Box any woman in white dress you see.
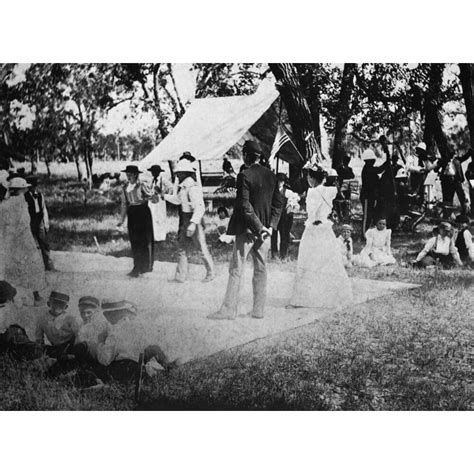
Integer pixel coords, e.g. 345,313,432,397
0,178,46,305
288,166,353,309
354,217,396,268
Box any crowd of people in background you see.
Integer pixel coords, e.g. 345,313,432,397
1,136,474,387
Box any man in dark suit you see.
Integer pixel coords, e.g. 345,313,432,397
208,141,283,320
438,149,472,215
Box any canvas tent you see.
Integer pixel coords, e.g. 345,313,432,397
140,79,301,172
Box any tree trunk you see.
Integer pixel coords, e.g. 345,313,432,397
269,63,320,167
332,63,357,169
423,64,452,162
31,150,39,174
459,63,474,149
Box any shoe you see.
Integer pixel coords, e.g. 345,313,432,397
238,311,264,319
168,278,185,283
207,311,236,320
202,273,216,283
127,271,141,278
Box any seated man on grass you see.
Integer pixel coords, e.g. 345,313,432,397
413,222,463,269
96,300,179,384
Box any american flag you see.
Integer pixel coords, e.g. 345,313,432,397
269,125,291,162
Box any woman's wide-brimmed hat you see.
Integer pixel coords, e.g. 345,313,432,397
175,159,196,174
121,165,142,174
102,299,137,324
8,177,31,189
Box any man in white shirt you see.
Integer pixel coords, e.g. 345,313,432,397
164,159,215,283
413,222,462,268
96,300,177,383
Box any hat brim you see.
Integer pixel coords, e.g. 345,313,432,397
121,169,142,173
9,184,31,189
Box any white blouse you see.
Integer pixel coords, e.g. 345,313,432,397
305,185,337,226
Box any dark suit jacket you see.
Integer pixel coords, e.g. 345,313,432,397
360,164,379,201
438,150,472,183
227,163,283,236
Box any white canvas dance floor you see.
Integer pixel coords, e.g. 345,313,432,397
42,251,418,364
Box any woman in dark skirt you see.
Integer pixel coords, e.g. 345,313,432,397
118,165,154,277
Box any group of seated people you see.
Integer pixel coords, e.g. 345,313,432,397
0,282,178,388
336,215,474,270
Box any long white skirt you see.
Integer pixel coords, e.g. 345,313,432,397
290,223,353,309
0,197,46,292
149,199,167,242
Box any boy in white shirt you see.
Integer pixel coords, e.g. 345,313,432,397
336,224,354,268
35,291,79,358
454,215,474,266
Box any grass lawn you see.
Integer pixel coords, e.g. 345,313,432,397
1,172,473,410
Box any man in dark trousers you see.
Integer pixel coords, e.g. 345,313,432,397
24,176,55,271
374,136,400,230
437,149,472,215
360,149,380,234
208,141,283,320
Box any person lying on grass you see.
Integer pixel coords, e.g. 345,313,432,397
413,222,463,269
96,300,179,383
454,214,474,267
0,280,43,360
34,291,79,359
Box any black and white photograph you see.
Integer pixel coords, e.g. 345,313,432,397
2,60,473,410
1,2,473,472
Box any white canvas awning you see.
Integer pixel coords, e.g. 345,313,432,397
141,79,279,166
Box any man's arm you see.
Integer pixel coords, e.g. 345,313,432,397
237,172,264,234
459,149,473,163
415,237,435,262
269,180,284,231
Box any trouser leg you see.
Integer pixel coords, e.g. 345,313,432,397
362,199,375,234
454,182,467,214
35,225,54,270
270,228,278,257
192,222,214,277
250,238,269,318
441,177,455,205
220,234,251,317
280,214,293,259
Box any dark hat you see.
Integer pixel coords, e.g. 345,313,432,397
26,176,39,186
243,140,262,155
455,214,470,224
276,172,288,182
121,165,142,174
49,291,70,304
78,296,100,308
147,164,164,174
0,281,17,304
438,221,453,232
179,151,196,162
